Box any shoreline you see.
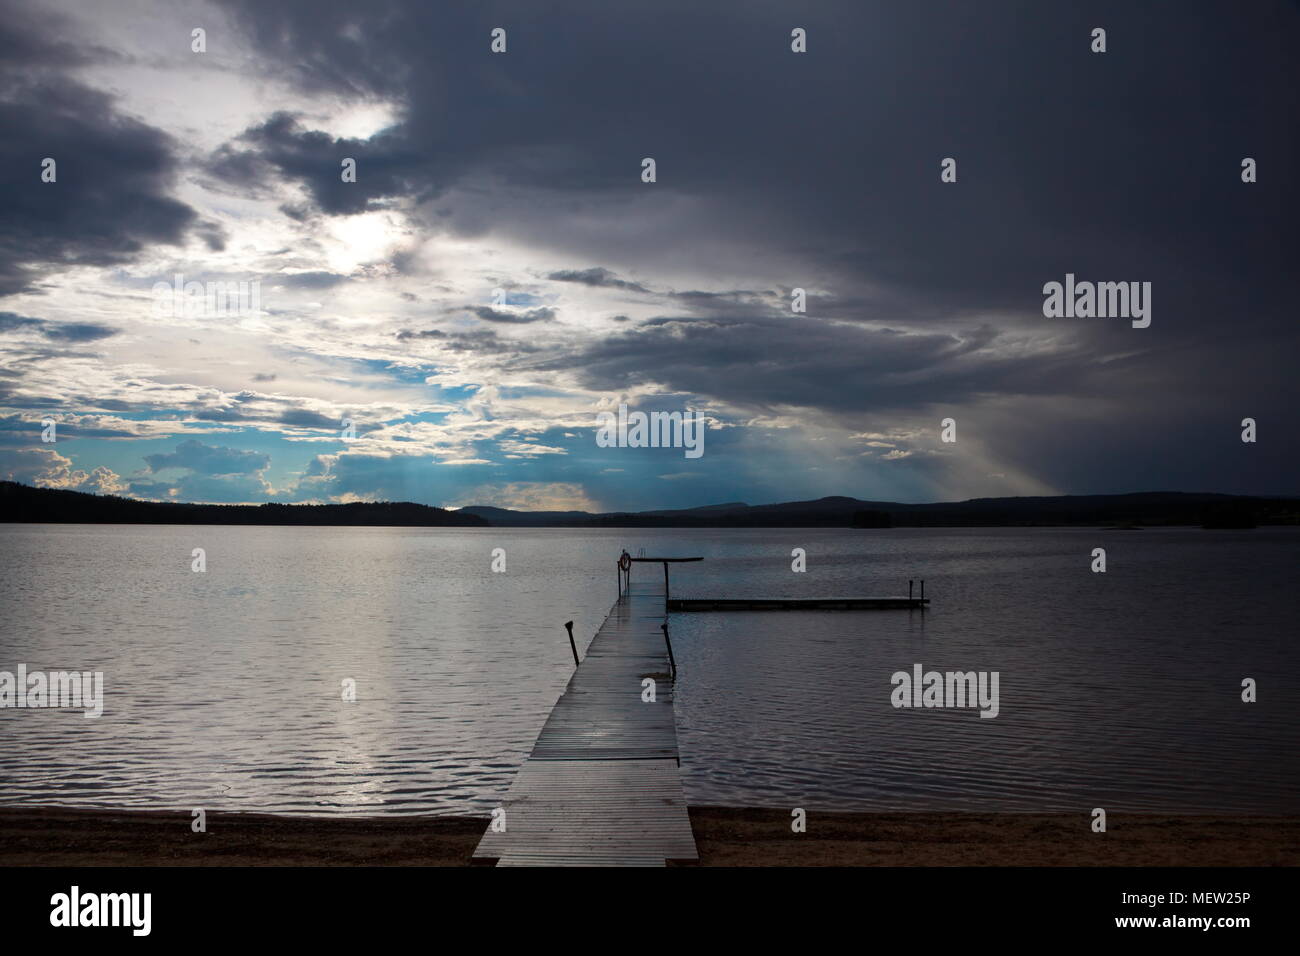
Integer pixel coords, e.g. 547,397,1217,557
2,806,1296,867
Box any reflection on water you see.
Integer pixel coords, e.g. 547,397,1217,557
1,524,1296,815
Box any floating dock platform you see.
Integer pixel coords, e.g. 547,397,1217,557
668,596,928,611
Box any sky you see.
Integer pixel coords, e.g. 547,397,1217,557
0,0,1296,512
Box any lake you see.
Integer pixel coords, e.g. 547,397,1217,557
1,524,1296,816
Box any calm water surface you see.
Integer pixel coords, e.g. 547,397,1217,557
1,524,1296,815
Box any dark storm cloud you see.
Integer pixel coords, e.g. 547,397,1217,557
276,408,341,430
664,288,788,319
0,5,206,297
39,322,118,342
553,313,1081,416
0,1,119,70
395,327,541,355
5,0,1285,496
467,305,556,324
204,112,430,216
193,221,229,252
218,0,1294,290
394,328,445,341
202,1,1300,491
546,268,651,294
191,407,248,423
210,0,1298,354
0,311,118,342
179,395,344,432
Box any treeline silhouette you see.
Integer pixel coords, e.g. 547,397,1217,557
4,481,1296,529
0,481,486,527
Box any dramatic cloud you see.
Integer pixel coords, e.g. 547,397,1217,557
0,0,1294,507
546,268,651,294
466,305,556,325
0,5,207,295
0,311,119,342
0,446,125,494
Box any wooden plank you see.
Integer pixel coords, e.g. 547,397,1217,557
472,570,698,866
626,556,704,562
474,760,696,865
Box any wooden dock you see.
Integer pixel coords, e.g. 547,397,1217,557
472,566,698,866
668,596,928,611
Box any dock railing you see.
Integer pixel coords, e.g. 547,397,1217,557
622,554,705,612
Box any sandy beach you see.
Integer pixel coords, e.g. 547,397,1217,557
2,806,1296,867
686,808,1300,867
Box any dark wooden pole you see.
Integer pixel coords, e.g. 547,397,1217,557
920,580,925,602
663,561,670,611
564,620,579,666
909,579,913,599
660,623,677,679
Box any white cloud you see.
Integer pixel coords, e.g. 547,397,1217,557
0,447,126,494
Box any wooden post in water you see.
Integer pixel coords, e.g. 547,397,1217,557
660,622,677,679
663,561,670,610
564,620,579,666
618,551,631,601
909,579,914,599
920,580,925,603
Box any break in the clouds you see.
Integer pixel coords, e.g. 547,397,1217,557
0,0,1296,509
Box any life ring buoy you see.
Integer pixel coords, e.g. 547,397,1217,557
618,552,631,572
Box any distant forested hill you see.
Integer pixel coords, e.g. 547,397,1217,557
4,481,1296,529
0,481,487,527
460,492,1300,528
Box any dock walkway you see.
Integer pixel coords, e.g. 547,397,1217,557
472,573,697,866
